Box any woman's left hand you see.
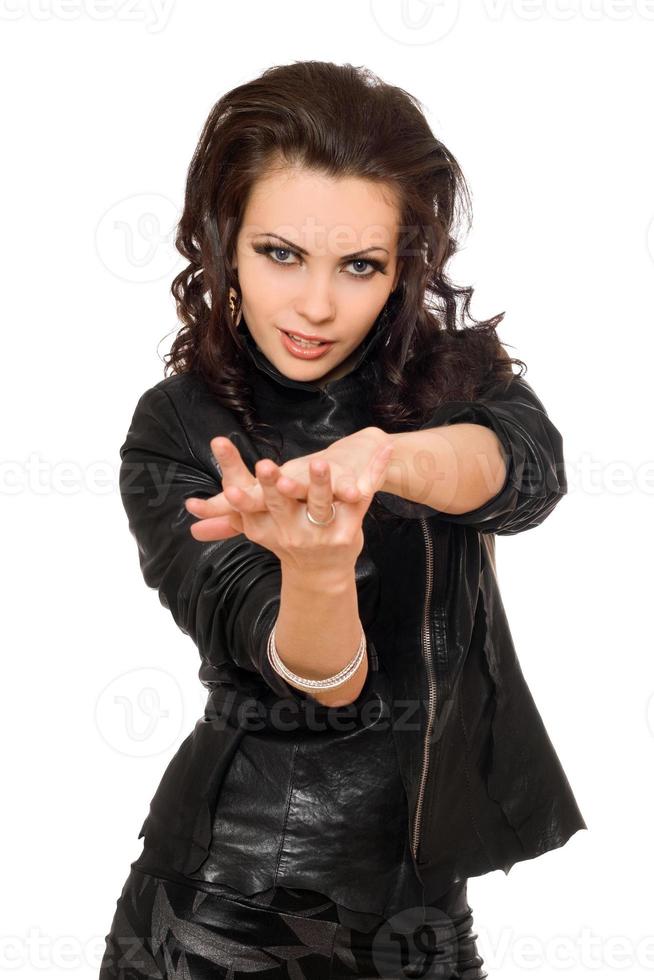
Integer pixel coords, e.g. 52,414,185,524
186,426,392,532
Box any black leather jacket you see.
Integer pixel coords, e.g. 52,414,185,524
119,316,587,912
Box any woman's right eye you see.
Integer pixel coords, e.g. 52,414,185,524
255,243,299,267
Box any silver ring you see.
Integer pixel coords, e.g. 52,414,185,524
305,502,337,526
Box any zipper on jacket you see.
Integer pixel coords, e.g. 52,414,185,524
410,518,439,862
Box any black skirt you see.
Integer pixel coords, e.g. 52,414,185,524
99,865,488,979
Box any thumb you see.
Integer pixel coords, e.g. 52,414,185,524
211,437,256,487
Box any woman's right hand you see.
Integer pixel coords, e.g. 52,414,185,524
187,439,394,575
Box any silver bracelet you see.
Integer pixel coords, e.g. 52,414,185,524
267,622,367,691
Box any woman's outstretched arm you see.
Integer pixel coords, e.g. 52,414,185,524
375,375,567,536
382,423,507,516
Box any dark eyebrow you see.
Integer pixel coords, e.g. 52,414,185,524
252,232,389,262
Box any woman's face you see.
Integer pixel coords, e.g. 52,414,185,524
232,165,402,386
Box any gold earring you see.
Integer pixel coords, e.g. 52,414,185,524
229,287,242,325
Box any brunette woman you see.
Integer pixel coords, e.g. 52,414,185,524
100,60,586,979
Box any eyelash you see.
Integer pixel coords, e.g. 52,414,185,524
254,241,385,280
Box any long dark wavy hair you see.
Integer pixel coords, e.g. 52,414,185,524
162,60,525,515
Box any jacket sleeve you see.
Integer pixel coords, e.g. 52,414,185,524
119,383,381,704
375,375,567,535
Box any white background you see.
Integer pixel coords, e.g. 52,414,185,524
1,1,652,977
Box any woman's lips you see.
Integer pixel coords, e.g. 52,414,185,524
278,329,336,360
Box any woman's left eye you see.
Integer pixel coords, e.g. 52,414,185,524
255,243,381,279
347,258,377,278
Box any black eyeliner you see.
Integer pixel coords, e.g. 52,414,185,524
253,239,387,275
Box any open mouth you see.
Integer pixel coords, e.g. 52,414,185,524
278,329,335,359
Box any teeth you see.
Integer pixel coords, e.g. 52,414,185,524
288,333,325,347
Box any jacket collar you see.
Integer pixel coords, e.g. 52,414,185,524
237,314,385,400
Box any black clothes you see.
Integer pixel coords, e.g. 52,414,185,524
99,867,488,979
131,649,433,935
113,310,587,972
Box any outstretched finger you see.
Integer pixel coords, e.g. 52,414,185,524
305,457,335,525
189,514,243,541
186,492,237,518
257,459,296,517
211,437,257,490
222,484,262,514
275,472,308,500
187,482,266,517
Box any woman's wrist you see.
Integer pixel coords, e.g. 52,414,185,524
280,560,355,596
275,559,366,705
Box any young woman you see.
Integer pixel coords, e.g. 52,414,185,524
100,61,586,979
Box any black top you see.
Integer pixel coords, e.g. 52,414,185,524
131,314,440,931
122,310,587,930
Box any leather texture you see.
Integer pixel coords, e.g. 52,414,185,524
118,313,587,924
99,867,488,979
